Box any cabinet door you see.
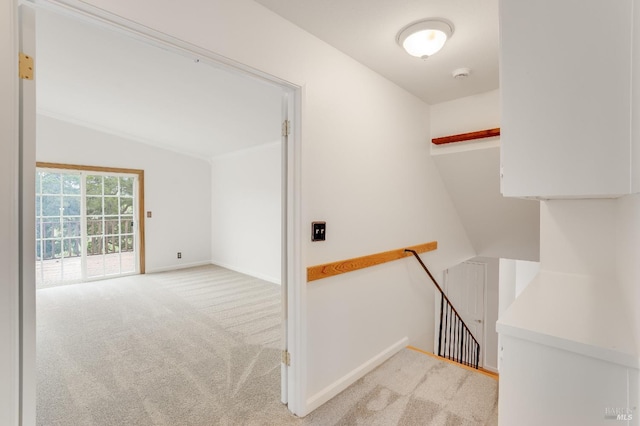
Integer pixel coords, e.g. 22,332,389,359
500,0,632,198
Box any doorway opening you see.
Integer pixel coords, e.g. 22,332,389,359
20,0,303,422
35,163,144,288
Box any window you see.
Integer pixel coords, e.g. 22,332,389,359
35,165,144,287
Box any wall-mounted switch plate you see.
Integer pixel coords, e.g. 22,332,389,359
177,252,182,259
312,222,326,241
147,211,152,218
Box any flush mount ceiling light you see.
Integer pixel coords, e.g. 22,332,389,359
397,19,454,59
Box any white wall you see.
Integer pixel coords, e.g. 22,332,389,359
497,257,539,370
430,90,539,261
36,115,212,273
211,142,281,284
514,260,540,298
3,0,476,418
430,89,500,155
433,147,540,261
499,258,541,310
498,259,516,321
540,200,616,279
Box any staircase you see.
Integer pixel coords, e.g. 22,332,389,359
405,249,481,369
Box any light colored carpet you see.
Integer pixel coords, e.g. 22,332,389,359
305,349,498,426
37,265,498,425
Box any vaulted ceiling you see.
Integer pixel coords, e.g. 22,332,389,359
36,8,283,159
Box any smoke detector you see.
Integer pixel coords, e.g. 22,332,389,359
452,67,471,79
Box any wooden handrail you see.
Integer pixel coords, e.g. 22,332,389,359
405,249,480,368
307,241,437,282
432,128,500,145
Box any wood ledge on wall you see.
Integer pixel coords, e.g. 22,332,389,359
306,241,437,283
432,128,500,145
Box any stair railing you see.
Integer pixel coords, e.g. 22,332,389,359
405,249,480,369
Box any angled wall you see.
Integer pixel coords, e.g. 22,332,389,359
431,90,540,261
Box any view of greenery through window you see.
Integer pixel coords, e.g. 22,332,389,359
36,172,82,260
35,169,137,286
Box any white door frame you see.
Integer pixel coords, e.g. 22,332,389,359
19,4,37,425
16,0,305,421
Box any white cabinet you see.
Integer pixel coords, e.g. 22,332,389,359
500,0,635,198
498,335,639,426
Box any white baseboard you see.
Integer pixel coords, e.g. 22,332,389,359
210,260,281,285
305,337,409,414
483,364,499,374
146,260,212,274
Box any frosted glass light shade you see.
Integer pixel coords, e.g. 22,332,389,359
398,20,454,59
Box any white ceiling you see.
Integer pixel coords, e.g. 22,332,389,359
36,0,500,160
36,8,283,160
254,0,500,104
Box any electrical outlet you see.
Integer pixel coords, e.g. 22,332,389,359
177,252,182,259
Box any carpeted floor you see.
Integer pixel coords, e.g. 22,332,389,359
37,265,498,425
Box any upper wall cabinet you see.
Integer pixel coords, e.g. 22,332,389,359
500,0,635,198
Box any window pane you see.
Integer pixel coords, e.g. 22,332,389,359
43,239,61,260
120,217,134,235
86,196,103,216
104,218,119,235
60,256,82,282
121,250,135,273
86,175,102,195
86,217,102,236
63,174,81,195
41,173,61,194
43,219,61,239
42,196,61,216
121,235,134,252
35,217,42,239
62,196,81,216
106,235,120,254
86,236,104,256
120,197,133,214
35,195,41,216
35,240,41,260
104,197,118,216
63,217,81,238
63,238,82,258
120,177,133,196
104,176,119,195
86,248,104,278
